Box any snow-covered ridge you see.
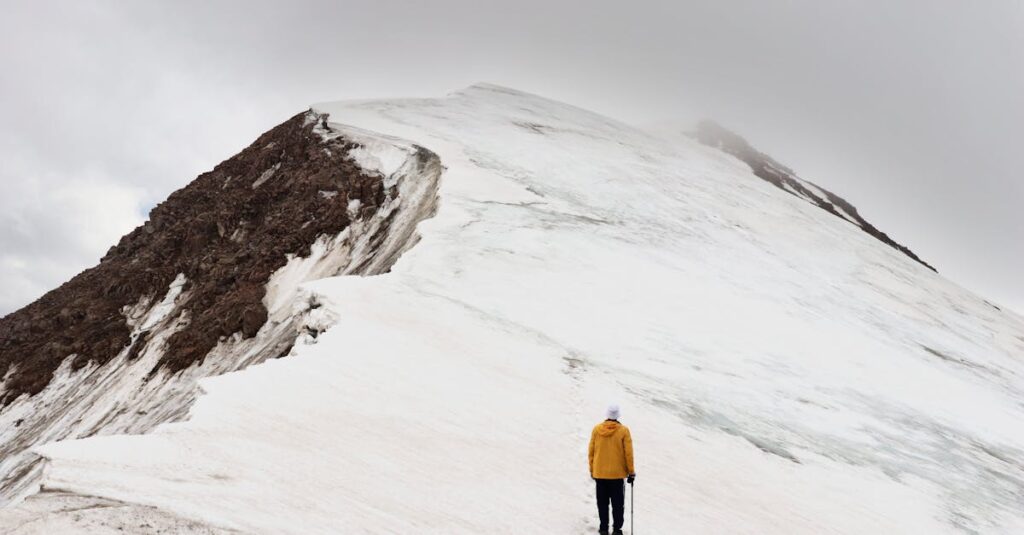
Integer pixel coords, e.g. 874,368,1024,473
3,84,1024,533
692,119,936,271
0,114,441,508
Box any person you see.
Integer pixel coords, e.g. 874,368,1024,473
588,404,635,535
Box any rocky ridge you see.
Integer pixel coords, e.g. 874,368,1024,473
0,110,441,503
693,120,935,271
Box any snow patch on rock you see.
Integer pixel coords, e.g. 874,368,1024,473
251,163,281,189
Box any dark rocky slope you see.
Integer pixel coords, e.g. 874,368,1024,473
694,120,935,271
0,111,408,405
0,110,441,504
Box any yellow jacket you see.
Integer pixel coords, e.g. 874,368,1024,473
588,420,635,479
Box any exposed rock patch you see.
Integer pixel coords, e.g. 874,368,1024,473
0,111,388,405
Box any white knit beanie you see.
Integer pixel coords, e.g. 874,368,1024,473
606,404,620,420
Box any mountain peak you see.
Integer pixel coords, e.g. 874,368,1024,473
2,87,1020,533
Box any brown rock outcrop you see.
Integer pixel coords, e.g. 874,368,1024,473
0,111,390,405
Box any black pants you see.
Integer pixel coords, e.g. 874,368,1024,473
595,478,625,532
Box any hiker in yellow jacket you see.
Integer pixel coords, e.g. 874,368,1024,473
588,404,635,535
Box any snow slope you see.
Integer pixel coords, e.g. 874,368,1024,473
0,114,441,505
3,84,1023,534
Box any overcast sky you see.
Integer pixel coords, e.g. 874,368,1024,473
1,0,1021,315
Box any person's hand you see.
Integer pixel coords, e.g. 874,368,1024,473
627,474,635,485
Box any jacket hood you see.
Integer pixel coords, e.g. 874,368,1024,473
596,420,621,437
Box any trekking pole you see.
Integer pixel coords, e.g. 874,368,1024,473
630,481,634,534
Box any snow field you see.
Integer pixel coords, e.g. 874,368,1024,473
5,84,1023,533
